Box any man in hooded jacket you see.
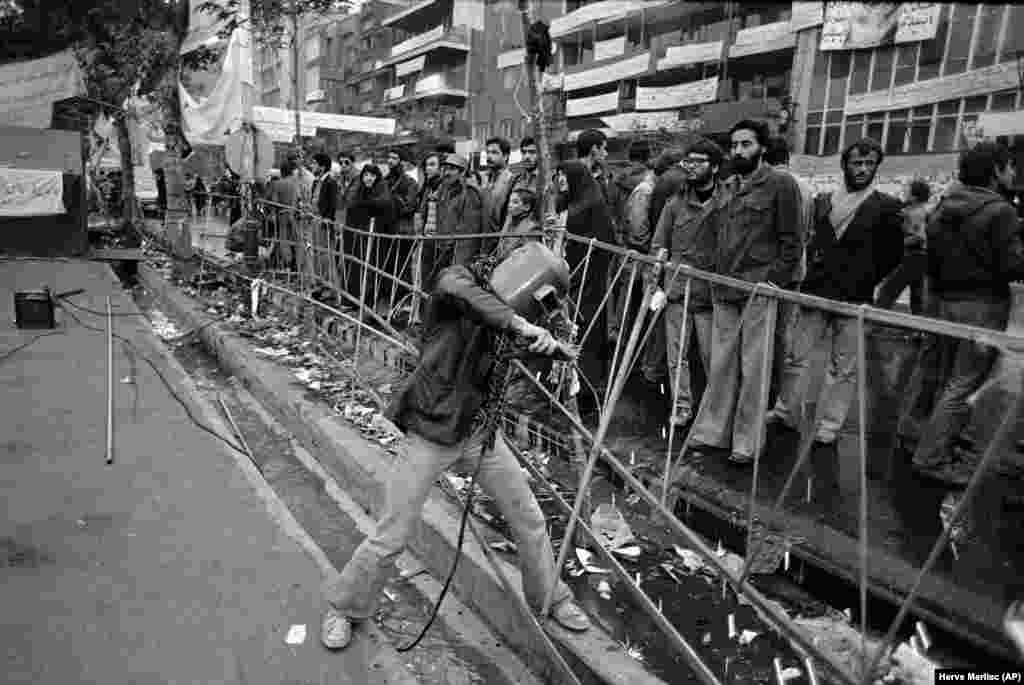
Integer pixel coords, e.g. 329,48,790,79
899,141,1024,486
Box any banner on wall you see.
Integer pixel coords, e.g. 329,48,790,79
821,2,941,50
791,2,825,31
0,168,65,216
0,50,86,128
635,77,718,112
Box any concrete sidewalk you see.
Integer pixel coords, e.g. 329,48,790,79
0,258,416,685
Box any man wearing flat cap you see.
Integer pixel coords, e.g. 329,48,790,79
430,153,486,273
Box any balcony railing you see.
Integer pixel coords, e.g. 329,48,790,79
387,25,469,63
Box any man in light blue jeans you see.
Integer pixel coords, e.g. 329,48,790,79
321,249,590,650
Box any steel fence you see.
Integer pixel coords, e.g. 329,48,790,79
170,195,1024,684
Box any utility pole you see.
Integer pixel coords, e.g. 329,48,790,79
517,0,550,222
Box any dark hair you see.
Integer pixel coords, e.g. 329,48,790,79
686,137,724,169
729,119,770,147
337,151,354,163
510,187,537,212
360,163,383,183
279,160,295,178
485,136,511,157
576,129,607,159
958,141,1012,188
763,136,791,166
653,148,685,176
841,137,885,169
421,152,441,167
436,142,456,155
313,152,331,169
908,179,931,203
520,136,537,151
628,141,651,164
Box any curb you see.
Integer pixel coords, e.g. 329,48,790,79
139,262,669,685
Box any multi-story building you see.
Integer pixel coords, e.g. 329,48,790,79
790,2,1024,181
379,0,483,156
538,0,796,160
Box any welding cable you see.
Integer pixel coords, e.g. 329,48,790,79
58,294,233,340
58,304,257,466
0,330,66,364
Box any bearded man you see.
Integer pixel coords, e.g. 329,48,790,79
766,137,903,492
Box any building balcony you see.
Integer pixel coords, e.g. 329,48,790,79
385,73,468,106
384,25,469,66
382,0,443,29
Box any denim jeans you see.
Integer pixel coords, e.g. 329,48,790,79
323,428,572,619
689,296,777,460
664,302,713,422
912,296,1009,481
771,306,859,444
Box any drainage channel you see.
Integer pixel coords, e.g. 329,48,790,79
128,256,966,684
131,284,518,685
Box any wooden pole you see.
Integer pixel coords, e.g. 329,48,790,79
517,0,551,221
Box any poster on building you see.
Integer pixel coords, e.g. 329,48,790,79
791,2,825,31
0,168,65,216
634,77,718,111
657,41,723,70
594,36,627,62
821,2,940,50
895,3,941,44
564,51,651,91
820,2,900,50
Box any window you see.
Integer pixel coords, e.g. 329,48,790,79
822,125,841,156
870,46,894,92
827,52,850,110
971,5,1004,70
306,68,320,94
991,90,1018,112
807,51,828,112
943,4,976,76
933,111,958,152
917,3,950,81
908,106,932,154
358,79,373,94
843,114,864,148
866,112,885,144
893,44,918,87
804,126,821,155
502,67,518,90
500,118,514,138
474,122,489,142
886,109,909,154
620,80,637,100
1000,6,1024,64
849,50,871,95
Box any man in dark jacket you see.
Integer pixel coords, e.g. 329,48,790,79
767,138,903,476
688,120,802,466
905,141,1024,485
386,148,420,235
311,152,339,220
648,151,688,232
649,139,727,427
436,153,486,267
320,250,591,650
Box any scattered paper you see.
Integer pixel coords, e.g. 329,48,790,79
780,667,802,680
738,629,760,645
597,579,612,599
490,540,518,553
610,545,641,559
575,548,610,574
702,632,712,645
673,545,705,573
590,503,636,552
285,624,307,645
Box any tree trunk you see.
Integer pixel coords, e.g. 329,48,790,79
518,0,550,221
291,8,301,154
114,112,137,226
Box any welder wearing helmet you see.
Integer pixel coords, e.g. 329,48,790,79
321,242,591,650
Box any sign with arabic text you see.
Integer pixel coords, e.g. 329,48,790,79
566,91,620,117
0,168,65,216
657,41,723,70
635,77,718,111
820,2,900,50
601,111,703,133
563,51,650,91
895,3,941,43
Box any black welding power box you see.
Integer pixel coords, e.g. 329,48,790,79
14,288,56,329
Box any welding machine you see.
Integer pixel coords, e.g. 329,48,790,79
14,287,56,329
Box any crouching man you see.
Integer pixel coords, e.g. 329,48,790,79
321,244,591,649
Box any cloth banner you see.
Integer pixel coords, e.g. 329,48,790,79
0,168,65,216
180,27,251,146
821,2,940,50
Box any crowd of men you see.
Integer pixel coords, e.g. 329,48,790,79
262,123,1022,506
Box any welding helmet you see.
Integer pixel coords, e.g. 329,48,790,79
488,242,570,322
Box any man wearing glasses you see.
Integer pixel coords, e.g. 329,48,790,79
649,139,728,429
